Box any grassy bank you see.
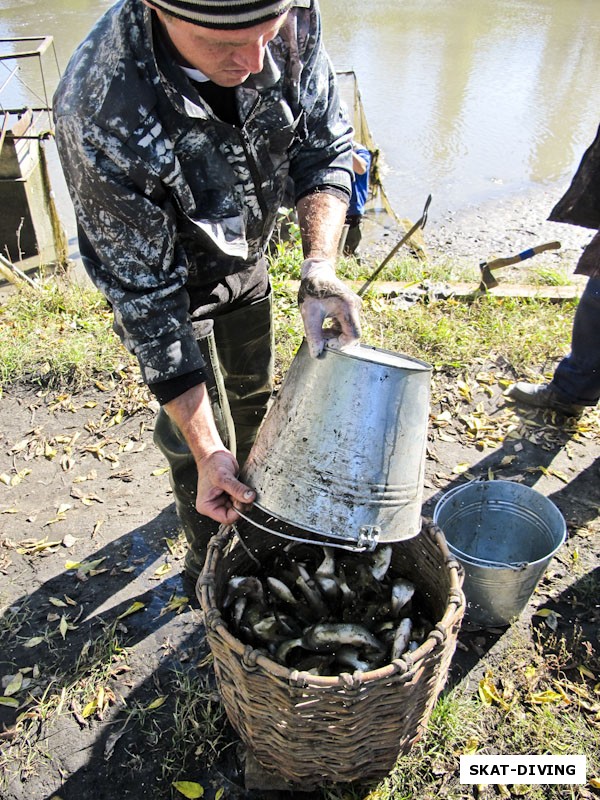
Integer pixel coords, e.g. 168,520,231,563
0,268,577,394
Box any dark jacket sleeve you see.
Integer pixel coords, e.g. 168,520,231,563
55,115,206,387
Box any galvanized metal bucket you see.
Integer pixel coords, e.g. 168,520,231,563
433,479,566,627
238,340,432,551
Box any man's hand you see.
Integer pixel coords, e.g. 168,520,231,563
195,449,255,524
164,384,255,525
298,257,362,358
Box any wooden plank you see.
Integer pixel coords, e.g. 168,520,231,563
285,279,583,300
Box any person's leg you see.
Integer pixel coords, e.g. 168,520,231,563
343,216,363,257
212,291,274,468
507,277,600,414
550,276,600,404
153,293,274,579
153,321,235,580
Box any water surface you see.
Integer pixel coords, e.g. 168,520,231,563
1,0,599,230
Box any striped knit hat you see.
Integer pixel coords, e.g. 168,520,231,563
145,0,294,28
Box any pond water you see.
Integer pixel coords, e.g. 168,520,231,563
1,0,599,233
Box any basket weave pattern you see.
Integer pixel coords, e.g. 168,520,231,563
199,521,464,787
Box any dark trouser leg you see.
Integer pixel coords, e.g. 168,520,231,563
343,215,363,256
550,277,600,406
212,293,274,468
153,293,274,578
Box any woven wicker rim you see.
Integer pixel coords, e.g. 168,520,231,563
199,520,465,689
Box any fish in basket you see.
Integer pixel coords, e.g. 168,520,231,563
198,519,465,788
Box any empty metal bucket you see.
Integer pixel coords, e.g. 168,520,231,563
433,480,566,626
239,341,432,550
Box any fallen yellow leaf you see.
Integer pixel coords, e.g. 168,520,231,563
452,462,471,475
65,557,106,574
23,636,44,648
146,696,168,711
81,698,98,718
160,595,189,617
117,601,145,620
478,673,512,711
529,690,564,704
4,673,23,696
172,781,204,799
578,665,596,680
0,696,19,708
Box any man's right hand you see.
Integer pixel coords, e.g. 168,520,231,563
195,449,255,524
164,383,255,525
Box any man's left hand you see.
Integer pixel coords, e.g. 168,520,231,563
298,258,362,358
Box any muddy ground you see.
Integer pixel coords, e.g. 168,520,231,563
1,184,599,800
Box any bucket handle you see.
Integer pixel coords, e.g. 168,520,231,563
452,550,530,571
235,508,373,553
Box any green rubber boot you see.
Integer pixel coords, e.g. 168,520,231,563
153,293,274,580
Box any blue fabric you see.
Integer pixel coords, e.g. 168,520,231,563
551,276,600,404
347,146,371,217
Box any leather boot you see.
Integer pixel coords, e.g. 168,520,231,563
506,382,585,416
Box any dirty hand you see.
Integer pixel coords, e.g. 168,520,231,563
298,258,362,358
195,450,255,524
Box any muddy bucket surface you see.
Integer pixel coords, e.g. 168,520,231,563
239,341,432,550
433,480,566,626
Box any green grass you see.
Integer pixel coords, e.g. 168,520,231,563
0,244,577,394
0,282,125,391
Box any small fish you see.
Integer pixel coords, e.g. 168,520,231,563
232,596,247,629
315,546,336,578
391,617,413,660
252,614,285,643
391,578,415,616
295,575,329,619
335,567,356,606
292,652,334,673
370,544,393,581
411,621,429,643
361,601,393,630
315,574,340,602
273,611,302,638
374,620,396,643
275,637,304,664
295,563,312,583
302,623,385,654
334,646,371,673
223,576,264,608
242,602,265,631
266,576,298,606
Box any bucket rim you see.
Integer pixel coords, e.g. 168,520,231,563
321,340,433,372
433,478,567,570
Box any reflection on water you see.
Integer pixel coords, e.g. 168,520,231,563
320,0,600,219
0,0,599,228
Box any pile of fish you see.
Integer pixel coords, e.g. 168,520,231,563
221,541,434,675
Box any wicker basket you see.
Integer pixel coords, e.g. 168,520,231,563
198,520,464,788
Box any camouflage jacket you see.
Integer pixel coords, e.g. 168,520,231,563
53,0,353,385
549,122,600,279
